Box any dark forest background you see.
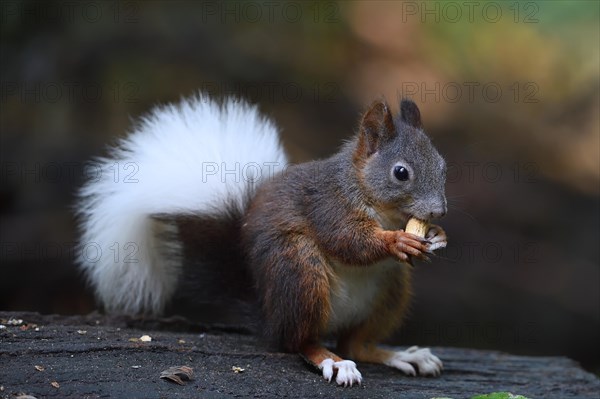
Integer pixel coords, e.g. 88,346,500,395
1,1,598,372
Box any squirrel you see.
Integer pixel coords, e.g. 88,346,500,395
77,94,448,387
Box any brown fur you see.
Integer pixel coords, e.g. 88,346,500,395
300,343,343,367
240,98,446,375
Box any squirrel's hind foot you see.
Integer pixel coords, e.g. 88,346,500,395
384,346,443,377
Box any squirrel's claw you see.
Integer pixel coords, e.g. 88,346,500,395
319,359,362,387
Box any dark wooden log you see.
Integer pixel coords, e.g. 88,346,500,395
1,312,598,399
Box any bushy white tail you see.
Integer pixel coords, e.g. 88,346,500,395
77,94,287,315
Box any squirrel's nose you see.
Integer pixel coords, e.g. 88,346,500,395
429,203,447,219
429,210,445,219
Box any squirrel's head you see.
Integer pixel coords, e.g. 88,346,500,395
354,98,447,222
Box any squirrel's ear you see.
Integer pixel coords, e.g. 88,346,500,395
400,99,422,129
357,99,395,158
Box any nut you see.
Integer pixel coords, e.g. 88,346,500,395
405,218,428,238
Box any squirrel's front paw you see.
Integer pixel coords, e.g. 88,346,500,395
425,224,447,252
390,230,430,262
319,359,362,387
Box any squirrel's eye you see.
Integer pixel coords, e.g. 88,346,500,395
393,165,409,181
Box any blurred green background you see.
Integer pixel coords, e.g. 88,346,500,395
1,1,598,372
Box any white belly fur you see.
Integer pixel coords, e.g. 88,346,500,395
327,259,398,332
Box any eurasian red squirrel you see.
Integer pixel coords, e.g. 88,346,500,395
77,94,447,386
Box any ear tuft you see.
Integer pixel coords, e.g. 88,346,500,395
358,99,395,158
400,99,422,129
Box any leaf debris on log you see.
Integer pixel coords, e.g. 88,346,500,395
159,366,194,385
